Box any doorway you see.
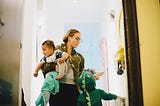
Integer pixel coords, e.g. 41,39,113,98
21,0,143,106
30,0,128,106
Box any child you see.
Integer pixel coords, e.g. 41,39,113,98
78,69,118,106
33,40,69,106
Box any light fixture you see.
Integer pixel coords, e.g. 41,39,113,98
73,0,78,4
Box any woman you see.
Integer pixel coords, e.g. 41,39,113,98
49,29,85,106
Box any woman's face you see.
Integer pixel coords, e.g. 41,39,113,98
42,45,53,57
68,32,81,48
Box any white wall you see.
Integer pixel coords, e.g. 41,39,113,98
21,0,37,105
105,0,128,96
100,0,128,105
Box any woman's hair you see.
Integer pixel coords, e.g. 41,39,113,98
63,29,80,43
42,40,55,50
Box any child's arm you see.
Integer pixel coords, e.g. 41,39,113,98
33,61,44,77
94,71,104,80
57,52,69,64
97,89,118,100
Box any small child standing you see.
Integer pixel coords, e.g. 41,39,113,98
78,69,118,106
33,40,69,106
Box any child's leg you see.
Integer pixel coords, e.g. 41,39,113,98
41,72,58,91
36,72,59,106
42,90,50,106
35,93,44,106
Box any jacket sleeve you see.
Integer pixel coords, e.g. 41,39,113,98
97,89,117,100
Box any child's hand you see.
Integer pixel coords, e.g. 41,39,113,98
57,58,65,64
33,71,38,77
96,71,104,76
94,71,104,80
94,75,100,80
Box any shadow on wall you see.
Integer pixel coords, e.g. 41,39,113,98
0,79,12,104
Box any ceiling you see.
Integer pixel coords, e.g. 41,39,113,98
42,0,107,20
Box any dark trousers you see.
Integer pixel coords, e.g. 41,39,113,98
49,83,79,106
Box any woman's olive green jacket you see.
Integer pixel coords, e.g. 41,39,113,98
55,43,85,84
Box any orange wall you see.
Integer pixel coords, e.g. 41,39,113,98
136,0,160,106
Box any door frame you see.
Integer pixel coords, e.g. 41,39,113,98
122,0,143,106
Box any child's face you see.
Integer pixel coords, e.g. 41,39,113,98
42,45,53,57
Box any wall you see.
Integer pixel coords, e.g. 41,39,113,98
136,0,160,106
0,0,23,106
21,0,37,105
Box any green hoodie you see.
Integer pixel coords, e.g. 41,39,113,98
78,69,117,106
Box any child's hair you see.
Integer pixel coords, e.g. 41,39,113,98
42,40,55,50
